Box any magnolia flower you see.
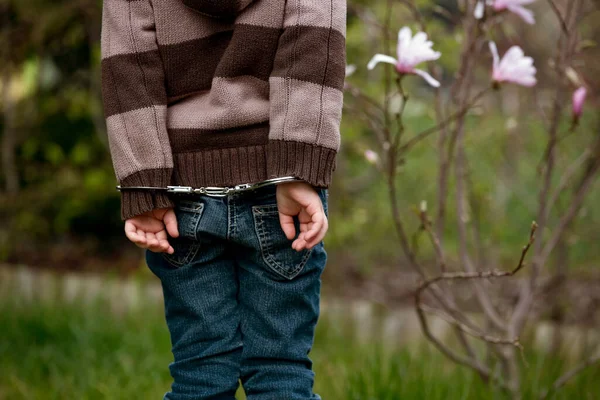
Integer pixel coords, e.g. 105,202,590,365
572,87,587,120
367,27,441,87
489,41,536,87
493,0,536,25
474,1,486,19
364,149,379,165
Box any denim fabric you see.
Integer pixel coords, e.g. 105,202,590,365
145,184,328,400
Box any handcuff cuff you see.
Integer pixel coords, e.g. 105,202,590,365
116,176,303,197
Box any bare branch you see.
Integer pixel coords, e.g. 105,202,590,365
414,220,536,394
540,155,600,264
382,0,394,144
420,304,523,349
388,152,425,277
398,87,492,155
455,106,508,332
547,0,570,35
540,350,600,399
348,3,396,38
419,206,447,273
415,220,536,389
546,148,593,215
415,297,510,391
416,221,537,329
509,0,584,342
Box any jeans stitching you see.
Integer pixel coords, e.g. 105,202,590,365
186,202,204,241
177,199,204,213
252,206,313,280
161,203,205,268
227,196,232,241
161,243,202,269
232,198,238,240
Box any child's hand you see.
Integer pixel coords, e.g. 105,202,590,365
124,207,179,254
276,181,328,251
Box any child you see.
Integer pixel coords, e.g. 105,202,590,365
100,0,346,398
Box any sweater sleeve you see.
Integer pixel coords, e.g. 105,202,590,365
100,0,175,221
267,0,347,188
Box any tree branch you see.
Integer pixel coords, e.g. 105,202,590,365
540,350,600,399
420,304,523,349
398,87,491,155
414,219,536,394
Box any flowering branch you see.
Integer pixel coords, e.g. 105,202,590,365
508,0,585,344
347,0,596,396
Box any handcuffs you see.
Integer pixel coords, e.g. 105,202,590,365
116,176,302,197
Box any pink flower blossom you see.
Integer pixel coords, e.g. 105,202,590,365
572,87,587,119
493,0,536,25
367,27,441,87
489,41,537,87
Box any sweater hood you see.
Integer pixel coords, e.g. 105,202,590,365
182,0,257,18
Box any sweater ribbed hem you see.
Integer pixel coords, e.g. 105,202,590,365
173,144,268,187
119,168,175,221
266,140,337,188
171,141,337,189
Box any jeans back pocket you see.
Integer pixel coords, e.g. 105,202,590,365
161,199,205,269
252,204,313,280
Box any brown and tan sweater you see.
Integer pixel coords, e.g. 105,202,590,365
100,0,347,221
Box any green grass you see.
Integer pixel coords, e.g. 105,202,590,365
1,297,598,399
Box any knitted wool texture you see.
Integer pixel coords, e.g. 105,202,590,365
100,0,347,220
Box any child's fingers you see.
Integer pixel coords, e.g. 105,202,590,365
279,213,297,240
150,239,171,253
292,236,307,251
124,218,174,253
292,208,327,251
292,225,311,251
163,209,179,238
154,231,172,253
124,221,146,245
303,207,324,242
298,214,328,250
145,232,160,249
306,215,328,248
145,233,170,253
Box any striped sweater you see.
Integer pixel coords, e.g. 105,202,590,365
100,0,347,221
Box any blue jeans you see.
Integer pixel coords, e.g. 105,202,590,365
145,184,328,400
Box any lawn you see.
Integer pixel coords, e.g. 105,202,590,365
1,294,598,400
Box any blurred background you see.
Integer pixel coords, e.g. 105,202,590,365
1,0,599,398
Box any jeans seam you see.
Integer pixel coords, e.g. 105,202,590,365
227,195,238,241
161,202,204,268
227,196,232,241
189,203,204,240
252,207,313,280
161,242,202,268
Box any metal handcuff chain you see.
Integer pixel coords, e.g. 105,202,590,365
116,176,303,197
